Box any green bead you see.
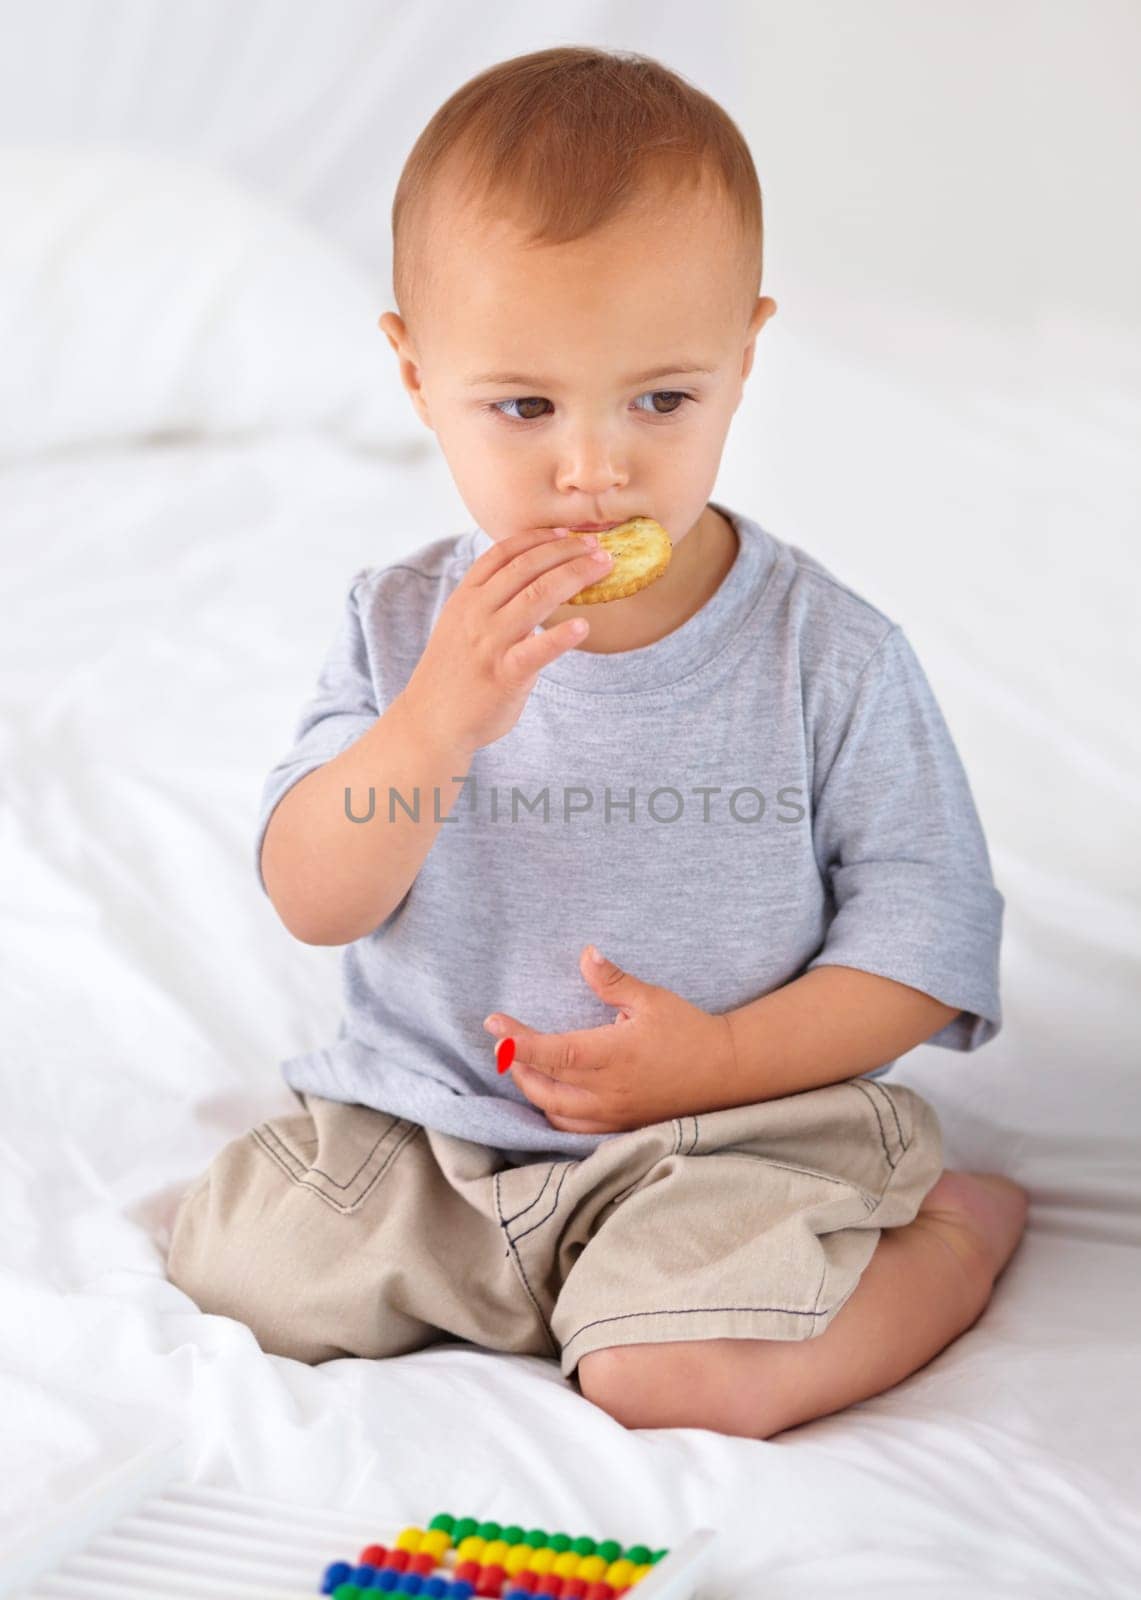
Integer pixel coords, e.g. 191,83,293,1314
332,1586,359,1600
571,1537,597,1556
597,1540,622,1562
525,1528,549,1548
626,1545,652,1564
651,1548,669,1562
549,1533,572,1552
453,1517,479,1540
502,1525,525,1545
477,1521,502,1541
429,1513,455,1533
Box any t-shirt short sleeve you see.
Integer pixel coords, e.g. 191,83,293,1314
254,569,379,898
805,624,1004,1049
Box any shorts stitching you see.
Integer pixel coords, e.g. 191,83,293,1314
499,1162,559,1226
494,1169,560,1359
255,1112,408,1190
250,1119,420,1214
510,1160,575,1244
850,1080,895,1169
686,1116,699,1153
562,1300,836,1359
864,1079,907,1150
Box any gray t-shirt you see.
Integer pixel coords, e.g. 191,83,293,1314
255,502,1003,1166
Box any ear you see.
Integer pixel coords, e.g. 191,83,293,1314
735,296,778,406
377,311,434,431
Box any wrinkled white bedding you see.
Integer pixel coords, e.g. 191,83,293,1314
1,417,1138,1594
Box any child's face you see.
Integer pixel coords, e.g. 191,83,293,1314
381,177,776,557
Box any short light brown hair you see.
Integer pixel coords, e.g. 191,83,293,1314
391,45,764,341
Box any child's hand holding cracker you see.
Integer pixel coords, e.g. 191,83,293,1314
398,525,615,756
483,946,740,1134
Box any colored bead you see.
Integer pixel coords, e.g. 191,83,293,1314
332,1585,359,1600
624,1546,651,1566
524,1529,549,1549
412,1552,438,1576
482,1540,510,1566
454,1559,481,1583
631,1565,652,1582
398,1578,423,1595
528,1548,556,1573
352,1564,379,1586
505,1544,533,1573
456,1537,487,1563
360,1547,388,1568
604,1561,635,1587
549,1534,572,1553
424,1582,449,1598
447,1583,476,1599
397,1529,425,1552
375,1571,402,1592
323,1561,353,1591
387,1551,412,1573
571,1538,596,1557
429,1514,456,1533
583,1585,615,1600
422,1531,452,1560
453,1519,480,1542
476,1521,502,1541
509,1573,537,1593
596,1543,621,1563
476,1565,506,1595
501,1525,526,1546
576,1557,606,1582
650,1550,668,1564
553,1552,580,1577
562,1581,588,1600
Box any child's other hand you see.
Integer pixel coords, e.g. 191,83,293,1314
482,947,739,1134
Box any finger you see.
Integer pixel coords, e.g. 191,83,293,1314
485,1017,606,1082
510,1058,609,1127
486,535,614,625
468,525,572,587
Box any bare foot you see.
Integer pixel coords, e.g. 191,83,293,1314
916,1169,1030,1280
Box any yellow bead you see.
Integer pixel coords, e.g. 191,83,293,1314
482,1541,510,1566
553,1552,580,1577
631,1564,653,1582
395,1528,424,1552
528,1548,556,1573
505,1546,532,1574
421,1531,451,1559
606,1560,636,1586
577,1556,606,1581
456,1536,486,1561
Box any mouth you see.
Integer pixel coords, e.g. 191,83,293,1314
566,519,633,532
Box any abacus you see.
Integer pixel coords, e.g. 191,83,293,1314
319,1513,680,1597
2,1438,717,1599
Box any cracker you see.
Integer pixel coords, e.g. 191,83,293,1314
566,516,673,604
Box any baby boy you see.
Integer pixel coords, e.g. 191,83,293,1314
167,46,1028,1439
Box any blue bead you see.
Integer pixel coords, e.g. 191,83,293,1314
423,1582,449,1598
323,1561,353,1592
397,1578,422,1595
447,1584,475,1599
374,1573,400,1593
353,1565,378,1587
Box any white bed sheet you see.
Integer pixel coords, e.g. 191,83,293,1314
1,424,1139,1596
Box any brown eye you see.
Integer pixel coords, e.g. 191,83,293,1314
651,391,684,414
492,396,551,421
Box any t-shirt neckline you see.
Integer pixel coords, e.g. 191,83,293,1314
465,502,774,695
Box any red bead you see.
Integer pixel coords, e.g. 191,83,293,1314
411,1551,437,1575
583,1586,615,1600
511,1574,538,1593
387,1549,410,1572
477,1564,507,1595
563,1583,588,1599
455,1559,481,1583
359,1545,387,1566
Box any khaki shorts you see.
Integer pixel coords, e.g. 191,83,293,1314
166,1079,944,1383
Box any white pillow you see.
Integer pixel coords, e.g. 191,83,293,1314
0,145,428,461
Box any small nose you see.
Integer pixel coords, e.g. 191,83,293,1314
555,426,628,499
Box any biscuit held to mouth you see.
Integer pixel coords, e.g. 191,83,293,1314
566,516,673,605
